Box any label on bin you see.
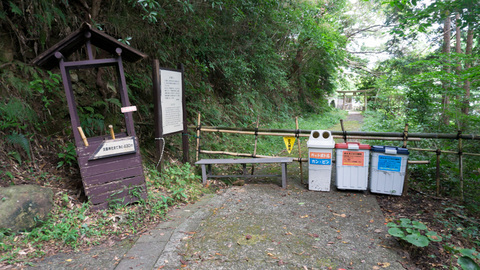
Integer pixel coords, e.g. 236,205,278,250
342,151,364,166
310,152,331,165
378,155,402,172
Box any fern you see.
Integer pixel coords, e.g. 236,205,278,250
0,98,36,130
6,133,31,160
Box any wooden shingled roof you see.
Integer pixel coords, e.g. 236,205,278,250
32,23,147,70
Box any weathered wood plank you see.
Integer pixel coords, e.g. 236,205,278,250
90,194,143,211
88,184,146,205
85,176,145,196
195,157,293,165
83,166,144,187
79,154,142,177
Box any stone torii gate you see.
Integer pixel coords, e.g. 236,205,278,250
32,23,148,209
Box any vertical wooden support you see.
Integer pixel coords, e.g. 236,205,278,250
436,149,441,196
296,117,303,185
403,124,409,148
115,48,135,137
340,119,347,143
55,52,82,147
364,91,367,111
251,116,260,175
402,124,409,196
178,63,189,164
458,131,464,201
152,59,163,172
196,112,201,162
342,94,346,110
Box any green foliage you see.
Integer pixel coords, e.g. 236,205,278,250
149,162,205,204
78,106,105,137
6,132,31,163
0,97,36,131
387,218,442,247
29,71,62,112
57,142,77,168
445,245,480,270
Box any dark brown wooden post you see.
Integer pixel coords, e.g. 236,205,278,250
178,63,189,164
153,59,164,172
56,52,82,147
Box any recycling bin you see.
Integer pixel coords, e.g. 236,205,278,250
335,142,371,190
307,130,335,191
369,146,409,196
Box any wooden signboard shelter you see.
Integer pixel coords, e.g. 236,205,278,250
33,23,148,210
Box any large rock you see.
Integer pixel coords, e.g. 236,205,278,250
0,185,54,232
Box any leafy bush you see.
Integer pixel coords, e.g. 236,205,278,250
387,218,442,247
57,142,77,168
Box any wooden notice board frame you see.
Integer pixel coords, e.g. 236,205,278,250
152,59,189,169
32,23,148,210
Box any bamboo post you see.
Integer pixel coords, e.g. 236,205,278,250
77,127,89,146
364,91,367,111
195,112,201,162
436,149,441,196
296,117,303,184
402,124,409,148
458,130,464,201
401,124,410,196
340,119,347,143
251,116,260,175
108,125,115,140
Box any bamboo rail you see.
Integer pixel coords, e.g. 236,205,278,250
189,125,480,140
192,122,479,200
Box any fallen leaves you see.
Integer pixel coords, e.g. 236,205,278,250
332,213,347,218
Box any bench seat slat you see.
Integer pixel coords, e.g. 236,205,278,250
195,157,293,165
195,157,292,188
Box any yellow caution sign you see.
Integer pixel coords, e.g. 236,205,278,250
283,136,296,154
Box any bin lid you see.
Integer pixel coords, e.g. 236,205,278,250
371,145,409,155
307,130,335,148
335,142,370,150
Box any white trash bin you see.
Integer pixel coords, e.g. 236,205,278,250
369,146,409,196
335,142,371,191
307,130,335,191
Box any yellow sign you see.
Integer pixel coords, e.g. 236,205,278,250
283,136,296,154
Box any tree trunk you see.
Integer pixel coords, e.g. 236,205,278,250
441,13,451,125
462,29,473,115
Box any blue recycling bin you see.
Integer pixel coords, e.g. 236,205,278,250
369,146,409,196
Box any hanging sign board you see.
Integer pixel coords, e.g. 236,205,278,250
89,137,136,160
121,105,137,113
160,69,183,135
283,136,296,154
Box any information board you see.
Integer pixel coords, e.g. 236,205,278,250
160,69,183,135
378,155,402,172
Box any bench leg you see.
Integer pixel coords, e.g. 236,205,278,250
281,162,288,189
201,164,207,185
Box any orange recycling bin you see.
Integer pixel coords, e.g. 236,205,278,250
335,142,371,191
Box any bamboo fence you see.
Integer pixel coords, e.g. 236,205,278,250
191,113,480,199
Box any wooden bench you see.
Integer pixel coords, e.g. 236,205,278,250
195,157,294,188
